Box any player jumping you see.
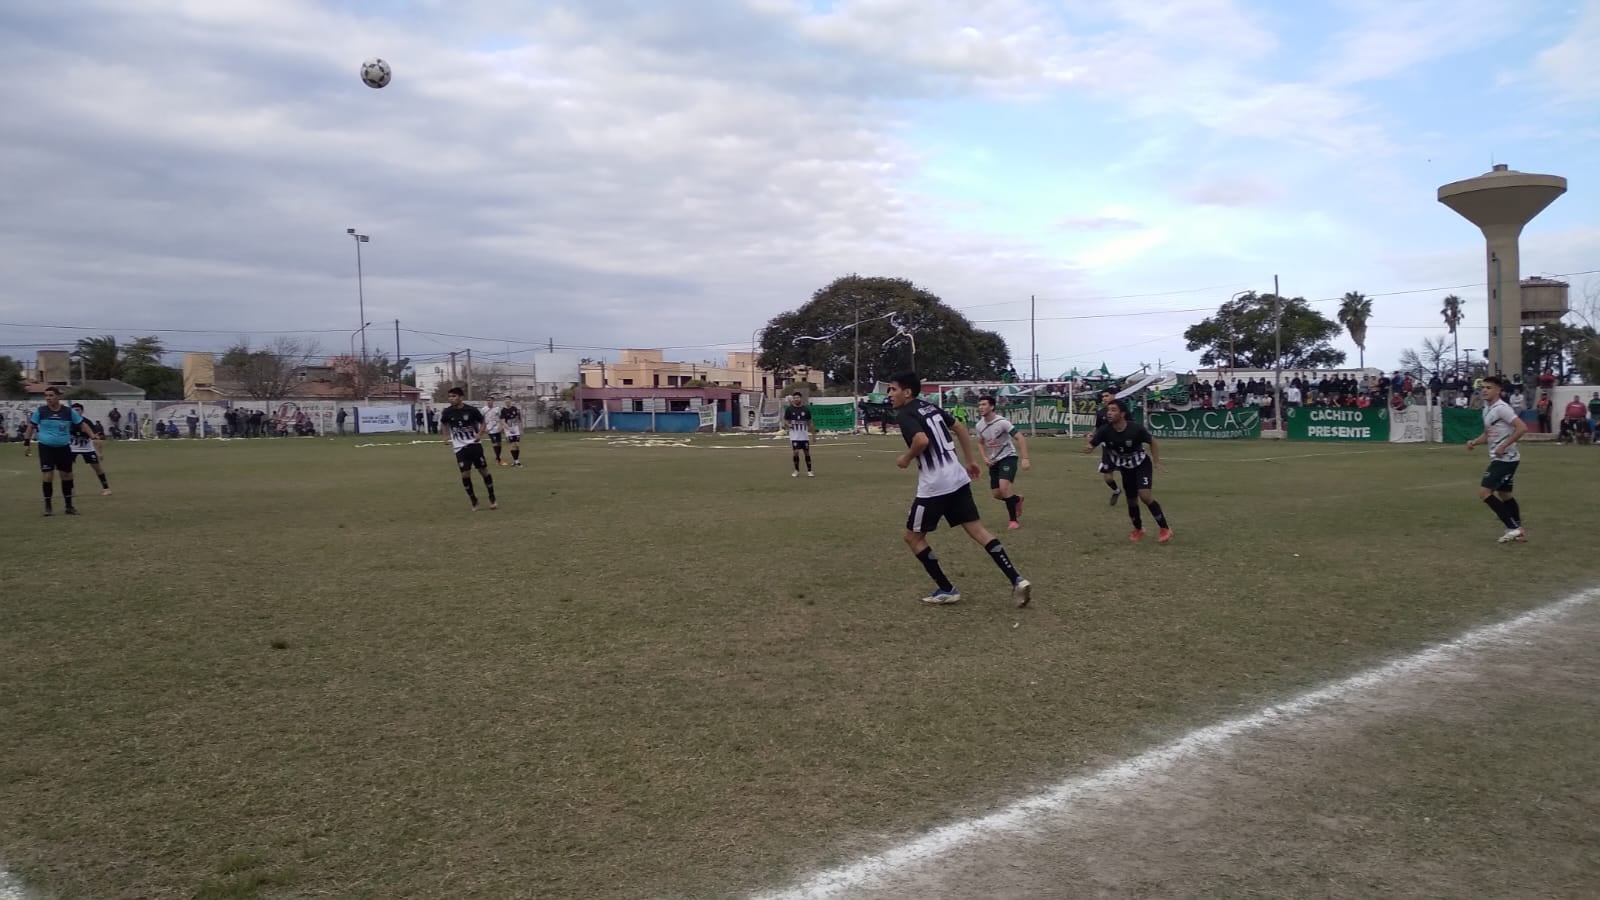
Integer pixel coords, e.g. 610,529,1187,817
1083,399,1171,543
783,391,814,477
439,387,497,511
975,395,1029,529
1466,374,1528,542
69,403,112,495
500,399,524,467
21,386,100,516
889,372,1031,607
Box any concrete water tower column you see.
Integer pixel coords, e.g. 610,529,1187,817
1438,164,1566,378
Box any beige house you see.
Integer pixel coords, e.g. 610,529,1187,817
580,349,823,395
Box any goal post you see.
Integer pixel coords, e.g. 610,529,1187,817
924,381,1097,437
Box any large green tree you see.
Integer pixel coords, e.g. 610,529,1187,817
1184,292,1346,369
0,355,25,398
758,276,1011,388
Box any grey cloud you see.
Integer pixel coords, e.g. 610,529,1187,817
0,0,1085,362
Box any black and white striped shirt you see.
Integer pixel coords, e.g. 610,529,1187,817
898,399,968,497
1089,421,1153,470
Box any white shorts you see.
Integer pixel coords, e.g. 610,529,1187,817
505,428,522,440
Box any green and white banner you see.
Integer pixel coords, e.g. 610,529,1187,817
1285,405,1390,442
1148,409,1261,440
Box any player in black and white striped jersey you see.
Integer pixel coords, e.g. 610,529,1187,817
1083,399,1171,543
68,402,111,495
889,371,1031,608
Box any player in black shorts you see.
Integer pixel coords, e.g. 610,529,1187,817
500,401,524,467
1093,389,1122,505
1083,399,1171,543
438,387,497,511
69,403,112,494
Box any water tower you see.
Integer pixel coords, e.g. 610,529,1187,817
1437,163,1566,378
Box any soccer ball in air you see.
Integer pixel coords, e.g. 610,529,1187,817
360,58,392,89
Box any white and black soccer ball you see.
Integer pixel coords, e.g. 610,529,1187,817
360,58,392,89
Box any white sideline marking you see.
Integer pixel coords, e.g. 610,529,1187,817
0,867,27,900
754,587,1600,900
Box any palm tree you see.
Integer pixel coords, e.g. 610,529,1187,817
72,335,122,382
120,335,165,373
1441,294,1464,374
1337,291,1373,369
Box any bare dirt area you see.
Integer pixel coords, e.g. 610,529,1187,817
770,594,1600,900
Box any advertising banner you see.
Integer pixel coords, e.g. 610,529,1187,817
356,406,413,433
1148,409,1261,439
1285,405,1389,441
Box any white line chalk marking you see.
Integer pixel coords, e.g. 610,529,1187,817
0,867,27,900
754,586,1600,900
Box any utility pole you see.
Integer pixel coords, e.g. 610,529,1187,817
346,229,370,370
1030,295,1037,381
465,348,473,401
394,319,402,401
1273,274,1284,434
853,295,862,432
449,351,457,386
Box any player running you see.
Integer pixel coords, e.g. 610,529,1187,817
975,395,1029,529
1083,399,1171,543
69,403,112,495
21,386,100,516
783,391,814,478
1466,374,1528,542
500,400,524,467
439,387,497,511
1093,389,1122,505
482,398,507,466
888,372,1031,608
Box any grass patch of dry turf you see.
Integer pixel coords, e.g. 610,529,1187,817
2,432,1598,898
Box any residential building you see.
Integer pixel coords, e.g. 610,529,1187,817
580,349,822,394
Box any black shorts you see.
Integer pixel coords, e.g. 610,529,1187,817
1098,447,1113,474
791,440,810,451
489,432,503,446
505,429,521,442
455,443,488,472
906,483,981,533
1115,459,1154,493
76,451,100,467
38,444,75,473
1481,459,1518,492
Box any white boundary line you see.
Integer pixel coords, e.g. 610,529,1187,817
0,867,26,900
754,586,1600,900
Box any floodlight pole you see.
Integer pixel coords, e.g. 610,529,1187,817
347,228,370,371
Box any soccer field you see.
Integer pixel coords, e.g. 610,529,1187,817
3,432,1598,898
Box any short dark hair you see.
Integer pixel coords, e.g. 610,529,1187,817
1099,389,1114,398
889,370,921,394
1483,375,1508,390
1106,398,1129,414
977,394,997,407
44,386,61,397
791,391,804,398
70,402,84,410
447,386,464,397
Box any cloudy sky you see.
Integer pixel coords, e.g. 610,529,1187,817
1,0,1596,380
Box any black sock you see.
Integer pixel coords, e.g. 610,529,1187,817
97,472,109,489
61,479,74,502
1004,495,1019,521
482,473,495,503
1483,495,1515,529
1127,497,1142,529
462,476,477,503
1107,479,1120,493
42,481,53,500
984,539,1021,583
916,546,954,592
493,446,502,461
1147,500,1168,528
804,452,812,472
511,447,520,462
793,452,800,471
1502,497,1522,529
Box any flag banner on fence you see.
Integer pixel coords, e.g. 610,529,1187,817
808,403,857,431
1389,402,1429,443
357,406,412,433
1148,409,1261,439
1284,405,1389,441
1441,406,1482,444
